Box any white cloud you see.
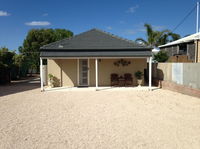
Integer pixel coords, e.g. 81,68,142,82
133,23,145,32
124,29,136,35
106,26,112,30
42,13,48,17
136,23,166,31
126,5,139,13
0,10,10,16
119,21,126,24
25,21,51,26
152,25,166,30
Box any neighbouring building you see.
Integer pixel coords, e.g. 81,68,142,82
159,32,200,63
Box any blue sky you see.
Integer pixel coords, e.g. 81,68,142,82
0,0,198,51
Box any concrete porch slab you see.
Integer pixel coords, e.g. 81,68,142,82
44,86,159,92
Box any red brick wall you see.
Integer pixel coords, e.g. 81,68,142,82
161,80,200,98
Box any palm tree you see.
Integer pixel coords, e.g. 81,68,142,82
135,24,180,47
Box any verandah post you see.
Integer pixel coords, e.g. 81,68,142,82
149,57,152,91
95,58,98,90
40,57,44,91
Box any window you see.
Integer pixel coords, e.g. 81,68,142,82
179,44,187,55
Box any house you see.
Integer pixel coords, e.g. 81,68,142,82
40,29,153,91
159,32,200,63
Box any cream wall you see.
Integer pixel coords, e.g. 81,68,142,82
89,59,96,86
97,58,147,86
47,59,61,86
47,59,77,87
156,63,172,81
47,58,147,87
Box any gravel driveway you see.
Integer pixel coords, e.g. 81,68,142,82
0,81,200,149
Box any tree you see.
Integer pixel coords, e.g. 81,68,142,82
135,24,181,47
19,29,73,73
0,47,15,68
154,51,169,62
0,47,20,82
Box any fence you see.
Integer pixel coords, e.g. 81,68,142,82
153,63,200,97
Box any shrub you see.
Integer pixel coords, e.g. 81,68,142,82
154,51,169,62
134,71,143,80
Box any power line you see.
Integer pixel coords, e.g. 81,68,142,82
172,5,196,32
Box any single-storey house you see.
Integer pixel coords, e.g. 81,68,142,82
159,32,200,63
40,29,153,91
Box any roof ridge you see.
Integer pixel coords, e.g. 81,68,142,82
41,29,96,49
41,38,68,49
93,28,139,45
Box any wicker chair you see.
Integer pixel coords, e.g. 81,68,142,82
110,73,119,86
124,73,133,86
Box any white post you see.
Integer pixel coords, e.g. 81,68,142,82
149,57,152,91
95,58,98,90
40,58,44,91
197,2,199,33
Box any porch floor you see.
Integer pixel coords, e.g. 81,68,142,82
44,86,159,92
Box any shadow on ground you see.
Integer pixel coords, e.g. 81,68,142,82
0,77,40,97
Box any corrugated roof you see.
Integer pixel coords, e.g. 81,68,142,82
159,32,200,48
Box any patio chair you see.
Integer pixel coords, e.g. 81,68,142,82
111,73,119,86
124,73,133,86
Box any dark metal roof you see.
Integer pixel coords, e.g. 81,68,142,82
40,28,152,57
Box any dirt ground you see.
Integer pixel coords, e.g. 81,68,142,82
0,79,200,149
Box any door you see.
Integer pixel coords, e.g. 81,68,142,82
79,59,89,86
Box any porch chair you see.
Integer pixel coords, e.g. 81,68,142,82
110,73,119,86
124,73,133,86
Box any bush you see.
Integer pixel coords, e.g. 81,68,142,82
134,71,143,80
0,62,10,84
154,51,169,62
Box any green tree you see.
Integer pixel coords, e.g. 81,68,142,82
0,47,15,68
19,29,73,73
135,24,181,47
0,47,22,80
154,51,169,62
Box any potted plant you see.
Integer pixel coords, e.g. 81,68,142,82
48,73,54,87
134,71,143,86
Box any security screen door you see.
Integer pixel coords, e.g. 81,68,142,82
79,59,89,86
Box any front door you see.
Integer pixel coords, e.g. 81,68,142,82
79,59,89,86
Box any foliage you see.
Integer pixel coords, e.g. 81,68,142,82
0,47,19,82
19,29,73,73
48,73,54,81
0,47,30,80
134,71,143,80
135,23,181,47
154,51,169,62
0,47,15,68
48,73,60,87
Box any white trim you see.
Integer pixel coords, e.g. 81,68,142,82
42,57,149,59
95,58,98,90
159,32,200,48
148,57,152,91
88,59,90,86
77,59,79,86
40,58,44,91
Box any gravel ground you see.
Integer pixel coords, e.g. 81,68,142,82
0,82,200,149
